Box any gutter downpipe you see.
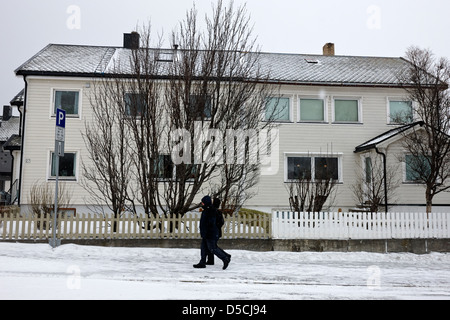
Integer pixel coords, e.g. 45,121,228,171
17,76,28,207
374,146,388,213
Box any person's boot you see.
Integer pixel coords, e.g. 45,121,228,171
206,256,214,265
222,257,230,270
193,262,206,268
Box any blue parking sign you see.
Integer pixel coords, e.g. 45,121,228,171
56,108,66,128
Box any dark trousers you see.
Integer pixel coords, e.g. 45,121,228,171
206,239,228,264
200,238,229,264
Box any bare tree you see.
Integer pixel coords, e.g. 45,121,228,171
351,155,400,212
397,47,450,213
82,1,276,219
287,153,339,213
28,180,72,229
82,72,132,221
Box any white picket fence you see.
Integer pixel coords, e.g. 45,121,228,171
0,211,271,241
1,209,449,241
272,211,450,240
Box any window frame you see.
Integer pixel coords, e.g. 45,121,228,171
153,154,175,181
264,96,293,123
403,153,431,184
332,96,362,124
188,94,212,121
298,96,327,123
285,153,343,183
51,89,82,118
48,151,78,181
387,98,414,124
124,92,148,119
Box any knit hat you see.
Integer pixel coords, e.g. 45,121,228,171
201,195,212,206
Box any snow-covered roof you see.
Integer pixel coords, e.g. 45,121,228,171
354,121,425,153
0,116,20,144
15,44,415,87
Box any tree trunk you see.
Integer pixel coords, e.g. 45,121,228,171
425,188,433,215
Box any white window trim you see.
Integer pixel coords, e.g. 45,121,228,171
386,97,415,124
298,95,328,123
332,96,362,124
50,88,82,119
284,152,343,183
47,149,79,181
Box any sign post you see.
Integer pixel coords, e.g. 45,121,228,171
50,108,65,248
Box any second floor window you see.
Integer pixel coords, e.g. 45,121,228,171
334,98,360,123
265,97,290,122
124,93,147,118
54,90,79,116
188,95,212,121
389,100,413,124
299,98,325,122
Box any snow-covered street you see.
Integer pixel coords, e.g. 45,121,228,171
0,242,449,300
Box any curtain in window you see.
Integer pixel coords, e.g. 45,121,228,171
335,99,358,122
300,99,324,121
265,97,290,121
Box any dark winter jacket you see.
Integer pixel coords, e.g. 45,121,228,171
213,198,225,238
200,196,219,239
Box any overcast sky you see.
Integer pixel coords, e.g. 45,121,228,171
1,0,450,106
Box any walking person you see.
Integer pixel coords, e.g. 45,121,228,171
193,195,231,270
206,198,231,265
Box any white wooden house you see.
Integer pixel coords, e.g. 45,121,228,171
13,36,450,214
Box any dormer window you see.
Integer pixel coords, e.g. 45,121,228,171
156,51,176,62
305,58,319,64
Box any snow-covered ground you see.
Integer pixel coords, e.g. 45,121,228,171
0,242,449,300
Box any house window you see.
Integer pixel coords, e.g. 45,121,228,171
287,157,311,180
124,93,147,118
54,90,79,116
314,157,339,180
334,98,360,123
188,95,212,121
176,164,199,181
265,97,290,122
50,152,76,179
287,155,340,181
389,100,413,124
405,154,431,182
299,98,325,122
154,155,174,180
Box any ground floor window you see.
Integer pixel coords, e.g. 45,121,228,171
286,155,340,181
405,154,431,183
50,152,77,180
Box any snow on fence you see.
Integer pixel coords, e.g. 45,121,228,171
272,211,450,240
0,211,271,241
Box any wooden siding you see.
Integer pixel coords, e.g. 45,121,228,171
19,77,450,211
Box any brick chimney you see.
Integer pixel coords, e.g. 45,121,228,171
2,105,11,121
323,43,335,56
123,32,140,49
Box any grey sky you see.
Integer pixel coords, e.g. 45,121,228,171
1,0,450,106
